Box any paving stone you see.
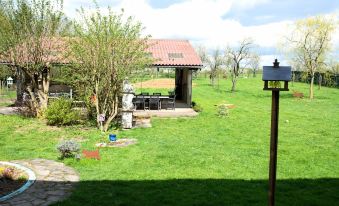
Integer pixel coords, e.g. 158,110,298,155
2,159,79,206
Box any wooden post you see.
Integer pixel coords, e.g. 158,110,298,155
269,90,279,206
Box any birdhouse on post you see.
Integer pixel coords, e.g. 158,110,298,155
6,77,13,87
263,59,291,91
263,59,291,206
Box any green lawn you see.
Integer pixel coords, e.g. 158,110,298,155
0,76,338,205
0,89,16,107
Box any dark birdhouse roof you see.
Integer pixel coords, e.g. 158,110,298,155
262,66,292,81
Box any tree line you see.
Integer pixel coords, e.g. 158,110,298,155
197,16,338,98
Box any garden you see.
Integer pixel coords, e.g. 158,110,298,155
0,76,338,205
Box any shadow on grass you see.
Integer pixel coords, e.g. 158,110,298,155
2,178,338,205
56,178,338,206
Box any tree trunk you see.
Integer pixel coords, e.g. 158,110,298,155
15,67,24,105
231,78,237,92
103,96,119,132
309,74,315,99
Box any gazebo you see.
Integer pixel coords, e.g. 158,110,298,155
146,39,203,106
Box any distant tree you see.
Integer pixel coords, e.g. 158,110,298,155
0,0,70,115
0,65,12,81
285,16,337,99
71,6,152,131
209,49,224,87
196,46,223,87
225,38,255,92
249,53,260,78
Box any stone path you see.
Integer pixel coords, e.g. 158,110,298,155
1,159,79,206
0,107,18,115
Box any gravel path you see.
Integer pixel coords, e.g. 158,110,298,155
1,159,79,206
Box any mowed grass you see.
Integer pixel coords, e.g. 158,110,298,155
0,76,338,205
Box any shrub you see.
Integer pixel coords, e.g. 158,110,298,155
46,98,80,126
57,140,80,159
217,104,229,117
192,101,203,112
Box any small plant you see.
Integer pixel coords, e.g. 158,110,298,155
217,104,229,117
192,101,203,112
46,98,80,126
2,167,15,180
57,140,80,159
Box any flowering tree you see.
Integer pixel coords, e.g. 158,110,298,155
71,6,152,131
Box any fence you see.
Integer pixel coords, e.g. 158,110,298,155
292,71,339,88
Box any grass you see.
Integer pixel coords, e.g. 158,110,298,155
0,89,16,107
0,76,338,205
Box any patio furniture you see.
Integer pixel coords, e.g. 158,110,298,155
141,92,149,95
167,95,176,110
153,92,161,96
149,95,160,110
133,95,147,110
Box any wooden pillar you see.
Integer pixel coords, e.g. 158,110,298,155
268,90,280,206
186,69,192,106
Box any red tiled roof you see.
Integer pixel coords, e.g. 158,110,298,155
146,39,202,68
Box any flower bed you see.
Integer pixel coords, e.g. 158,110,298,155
0,164,28,197
0,162,36,202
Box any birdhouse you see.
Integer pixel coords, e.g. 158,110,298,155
6,77,13,86
263,59,291,91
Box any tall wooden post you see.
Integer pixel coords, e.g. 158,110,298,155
268,90,279,206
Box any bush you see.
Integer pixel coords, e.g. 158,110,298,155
217,104,229,117
45,98,80,126
57,140,80,159
192,101,203,112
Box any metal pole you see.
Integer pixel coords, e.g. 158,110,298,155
269,90,279,206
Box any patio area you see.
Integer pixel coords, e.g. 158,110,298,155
133,101,198,118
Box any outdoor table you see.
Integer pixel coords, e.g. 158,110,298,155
133,95,170,110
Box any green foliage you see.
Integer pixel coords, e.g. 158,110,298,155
0,0,70,112
217,104,229,117
192,101,203,112
71,3,152,131
56,140,80,159
45,98,79,126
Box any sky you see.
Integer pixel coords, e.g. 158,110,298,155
63,0,339,66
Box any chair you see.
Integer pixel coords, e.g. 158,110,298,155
168,91,175,96
141,92,149,95
149,95,160,110
133,95,147,110
167,95,176,110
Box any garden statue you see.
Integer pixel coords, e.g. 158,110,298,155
121,79,134,129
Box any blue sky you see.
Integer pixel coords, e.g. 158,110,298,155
64,0,339,65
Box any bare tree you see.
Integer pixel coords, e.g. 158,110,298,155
249,53,260,78
209,49,224,87
225,38,255,92
285,16,336,99
196,46,223,87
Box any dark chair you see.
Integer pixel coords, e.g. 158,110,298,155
167,95,176,110
149,95,160,110
168,91,175,96
133,95,147,110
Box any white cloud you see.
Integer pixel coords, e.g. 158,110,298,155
63,0,338,64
